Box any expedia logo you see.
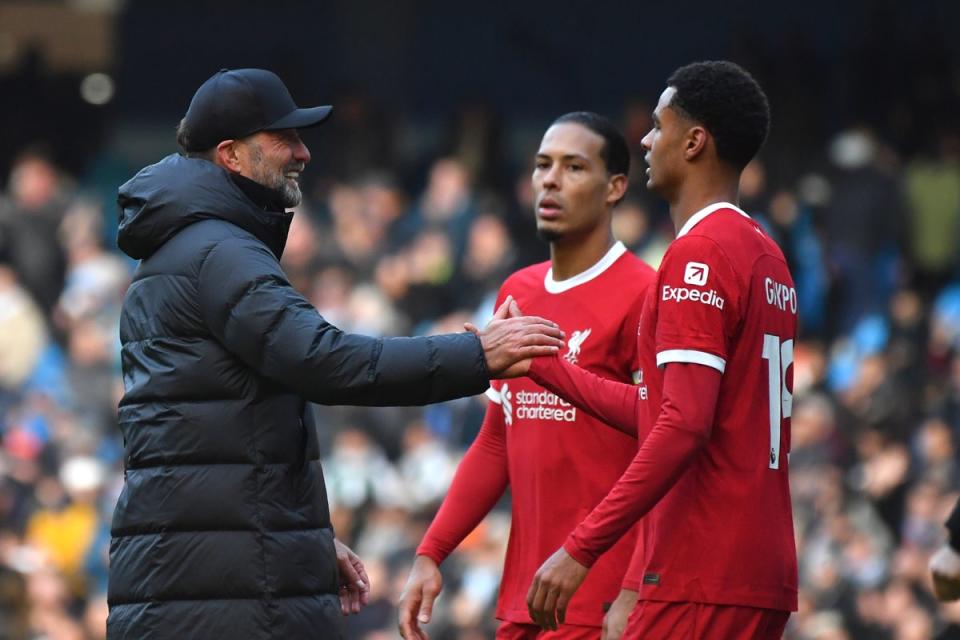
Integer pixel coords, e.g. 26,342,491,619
684,262,709,286
662,285,725,309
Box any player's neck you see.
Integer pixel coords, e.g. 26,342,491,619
668,181,740,235
549,228,616,282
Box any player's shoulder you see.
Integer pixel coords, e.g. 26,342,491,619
616,249,657,280
603,250,656,299
682,207,783,266
500,260,551,296
664,225,728,264
686,205,756,237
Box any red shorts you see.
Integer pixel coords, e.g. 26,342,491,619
496,621,599,639
623,600,789,640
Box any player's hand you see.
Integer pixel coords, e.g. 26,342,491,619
526,547,589,631
930,544,960,601
465,295,564,378
602,588,637,640
398,555,443,639
334,538,370,615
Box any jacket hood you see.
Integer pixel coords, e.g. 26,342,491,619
117,154,292,260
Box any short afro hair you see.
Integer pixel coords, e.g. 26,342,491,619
666,61,770,171
551,111,630,178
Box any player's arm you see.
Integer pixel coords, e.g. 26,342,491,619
198,241,562,406
527,354,639,436
526,362,719,630
399,402,509,639
563,362,719,563
415,402,509,561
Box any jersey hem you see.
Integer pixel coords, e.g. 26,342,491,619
636,585,797,613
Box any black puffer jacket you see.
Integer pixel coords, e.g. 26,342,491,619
107,155,489,639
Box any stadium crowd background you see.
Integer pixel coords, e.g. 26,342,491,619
3,1,960,639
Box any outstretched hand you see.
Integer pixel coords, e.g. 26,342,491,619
466,296,563,378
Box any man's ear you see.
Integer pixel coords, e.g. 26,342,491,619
214,140,242,174
606,174,628,207
684,126,709,161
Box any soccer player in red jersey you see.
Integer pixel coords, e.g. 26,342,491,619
523,61,798,639
397,112,656,640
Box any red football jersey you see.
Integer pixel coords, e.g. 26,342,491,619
490,243,654,625
632,203,798,611
419,242,655,627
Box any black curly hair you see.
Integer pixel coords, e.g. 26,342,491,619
551,111,630,177
666,61,770,171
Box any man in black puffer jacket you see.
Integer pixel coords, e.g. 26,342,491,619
107,69,564,639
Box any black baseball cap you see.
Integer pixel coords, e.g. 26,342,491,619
181,68,333,152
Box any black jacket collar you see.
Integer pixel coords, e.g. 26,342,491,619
230,173,288,214
117,155,294,261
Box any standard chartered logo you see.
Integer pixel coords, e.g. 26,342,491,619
500,383,577,424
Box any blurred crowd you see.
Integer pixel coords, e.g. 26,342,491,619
2,95,960,640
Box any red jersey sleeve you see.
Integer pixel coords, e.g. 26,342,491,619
416,397,509,564
525,270,650,436
621,531,645,591
562,363,722,567
527,355,639,436
655,237,741,372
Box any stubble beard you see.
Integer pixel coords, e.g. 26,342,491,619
536,227,563,243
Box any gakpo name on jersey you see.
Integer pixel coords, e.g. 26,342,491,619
764,277,798,314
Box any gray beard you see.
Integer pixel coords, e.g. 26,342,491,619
247,143,303,208
270,174,302,208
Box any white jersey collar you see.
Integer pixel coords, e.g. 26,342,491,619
544,241,627,293
676,202,751,238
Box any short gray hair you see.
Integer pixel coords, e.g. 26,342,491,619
176,118,215,160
